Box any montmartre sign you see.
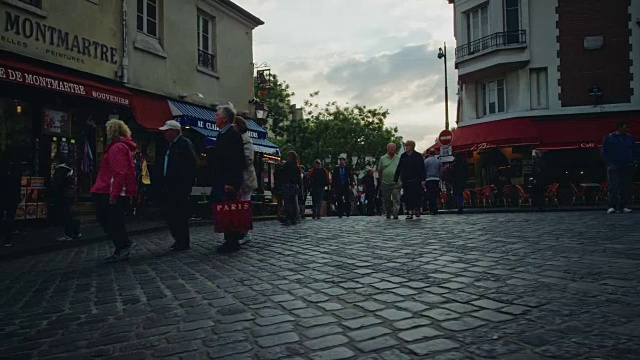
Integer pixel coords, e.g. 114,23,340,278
0,9,120,79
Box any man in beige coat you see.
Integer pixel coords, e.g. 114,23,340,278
234,117,258,244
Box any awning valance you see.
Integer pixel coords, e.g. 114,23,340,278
428,112,640,152
201,135,280,156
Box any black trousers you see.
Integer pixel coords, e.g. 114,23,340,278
334,186,351,216
426,180,440,214
97,195,130,253
365,192,375,215
0,199,18,243
165,195,191,248
53,198,80,237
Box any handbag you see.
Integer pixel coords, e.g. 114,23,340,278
212,198,253,233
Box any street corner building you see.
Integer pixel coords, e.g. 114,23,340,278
431,0,640,204
0,0,277,234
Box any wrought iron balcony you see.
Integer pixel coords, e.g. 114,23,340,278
455,30,527,60
198,49,216,72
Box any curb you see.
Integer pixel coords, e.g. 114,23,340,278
0,216,278,262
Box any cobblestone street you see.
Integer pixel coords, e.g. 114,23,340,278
1,212,640,360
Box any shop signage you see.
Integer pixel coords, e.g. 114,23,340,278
580,142,597,148
1,10,120,79
184,117,265,139
470,142,497,151
0,62,130,105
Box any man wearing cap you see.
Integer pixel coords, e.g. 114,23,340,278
159,120,197,251
331,155,354,218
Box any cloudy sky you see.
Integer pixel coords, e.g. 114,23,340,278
234,0,457,151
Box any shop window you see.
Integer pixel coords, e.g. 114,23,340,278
0,99,34,164
530,68,549,109
197,12,217,73
137,0,158,38
479,79,506,116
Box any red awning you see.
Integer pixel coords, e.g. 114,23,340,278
428,112,640,152
0,57,131,105
429,118,539,152
128,90,173,130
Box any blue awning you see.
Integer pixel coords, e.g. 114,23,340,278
201,135,280,156
168,99,268,139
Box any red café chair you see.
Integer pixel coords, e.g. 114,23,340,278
594,182,608,205
570,184,586,205
463,189,472,207
476,186,494,207
515,185,532,207
544,183,560,207
500,184,513,207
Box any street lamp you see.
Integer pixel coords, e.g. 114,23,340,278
437,43,449,131
255,102,269,124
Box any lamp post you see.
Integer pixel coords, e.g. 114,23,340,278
438,43,449,131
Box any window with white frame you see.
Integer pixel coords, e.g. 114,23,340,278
530,68,548,109
197,12,216,72
467,4,489,52
479,79,506,116
137,0,158,37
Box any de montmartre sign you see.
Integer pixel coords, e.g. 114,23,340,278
1,10,120,78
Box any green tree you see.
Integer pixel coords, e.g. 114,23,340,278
254,73,294,139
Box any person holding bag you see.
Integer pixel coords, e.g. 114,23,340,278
91,119,137,262
210,104,245,253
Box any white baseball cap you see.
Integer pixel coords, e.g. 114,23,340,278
159,120,181,131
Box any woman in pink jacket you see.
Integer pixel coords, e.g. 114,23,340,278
91,119,138,261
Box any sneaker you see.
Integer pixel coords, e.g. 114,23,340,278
239,234,252,245
607,208,617,214
56,235,73,241
622,208,633,213
73,233,82,240
3,242,13,247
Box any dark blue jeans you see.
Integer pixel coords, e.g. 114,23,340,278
311,188,325,218
608,166,634,210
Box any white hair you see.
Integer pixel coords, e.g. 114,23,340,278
216,103,237,125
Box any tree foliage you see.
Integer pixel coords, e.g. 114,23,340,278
254,73,293,138
255,72,398,170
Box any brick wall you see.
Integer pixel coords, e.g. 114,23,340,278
557,0,631,107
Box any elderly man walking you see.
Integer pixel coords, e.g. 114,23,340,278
159,120,197,251
210,105,245,253
424,149,443,215
377,143,401,219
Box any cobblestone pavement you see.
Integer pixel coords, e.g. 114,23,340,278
1,212,640,360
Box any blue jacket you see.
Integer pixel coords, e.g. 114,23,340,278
424,156,443,180
601,132,639,168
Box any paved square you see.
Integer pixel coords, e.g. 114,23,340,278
1,212,639,359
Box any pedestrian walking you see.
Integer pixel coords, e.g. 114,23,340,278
602,120,639,214
307,159,330,219
424,150,443,215
332,155,354,218
0,157,21,247
91,119,137,261
299,165,307,219
234,116,258,244
394,140,425,219
158,119,197,252
210,105,245,253
51,153,81,241
281,152,302,226
362,168,376,216
377,143,401,219
449,152,469,214
531,150,547,211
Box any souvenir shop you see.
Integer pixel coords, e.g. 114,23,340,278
0,54,138,224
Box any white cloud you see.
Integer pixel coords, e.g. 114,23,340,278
234,0,457,151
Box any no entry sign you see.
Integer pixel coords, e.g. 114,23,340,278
438,129,453,146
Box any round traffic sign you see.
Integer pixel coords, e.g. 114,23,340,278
438,129,453,146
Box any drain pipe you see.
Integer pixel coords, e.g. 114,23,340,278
120,0,129,84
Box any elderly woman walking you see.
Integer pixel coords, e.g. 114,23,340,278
234,116,258,244
91,119,137,261
394,140,425,219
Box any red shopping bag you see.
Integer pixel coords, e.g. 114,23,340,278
212,200,253,233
